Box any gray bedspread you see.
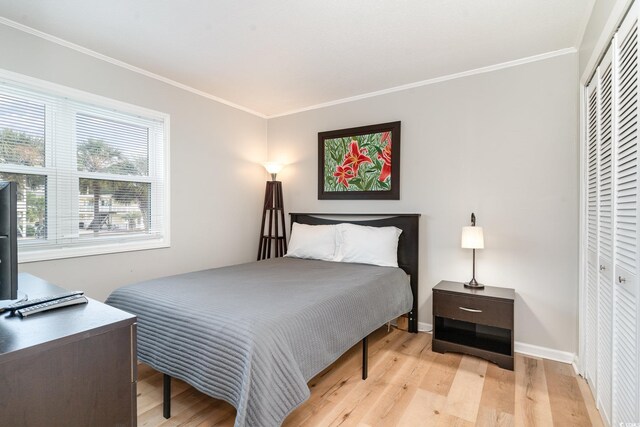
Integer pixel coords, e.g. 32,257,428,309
106,257,412,427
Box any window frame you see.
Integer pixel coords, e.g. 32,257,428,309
0,69,171,263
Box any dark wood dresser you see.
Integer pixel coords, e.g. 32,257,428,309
0,273,137,426
432,280,515,370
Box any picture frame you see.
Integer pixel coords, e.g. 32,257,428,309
318,121,400,200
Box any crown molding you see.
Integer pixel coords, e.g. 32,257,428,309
268,47,577,118
1,16,578,121
0,17,267,119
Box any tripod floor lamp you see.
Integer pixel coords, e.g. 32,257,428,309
257,163,287,260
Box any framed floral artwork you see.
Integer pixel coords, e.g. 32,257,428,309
318,121,400,199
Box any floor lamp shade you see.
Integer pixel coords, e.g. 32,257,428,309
263,162,284,181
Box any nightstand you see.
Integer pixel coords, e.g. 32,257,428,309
432,280,515,370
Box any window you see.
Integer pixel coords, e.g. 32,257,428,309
0,71,169,262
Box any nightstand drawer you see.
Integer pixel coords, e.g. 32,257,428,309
433,291,513,329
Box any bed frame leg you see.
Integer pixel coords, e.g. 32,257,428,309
362,336,368,380
163,374,171,419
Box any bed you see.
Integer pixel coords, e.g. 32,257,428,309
106,213,420,427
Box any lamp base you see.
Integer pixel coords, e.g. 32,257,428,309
464,279,484,289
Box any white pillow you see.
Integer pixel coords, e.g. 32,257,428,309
335,223,402,267
285,223,338,261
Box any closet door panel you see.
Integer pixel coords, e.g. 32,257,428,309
613,4,639,424
586,79,600,391
597,48,614,424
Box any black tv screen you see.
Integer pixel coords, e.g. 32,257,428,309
0,181,18,300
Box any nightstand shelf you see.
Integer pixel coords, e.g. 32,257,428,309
435,318,511,354
432,280,515,370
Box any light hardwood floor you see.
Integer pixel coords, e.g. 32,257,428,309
136,327,603,426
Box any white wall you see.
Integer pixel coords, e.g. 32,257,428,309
0,24,268,301
267,53,580,353
0,21,581,353
579,0,633,79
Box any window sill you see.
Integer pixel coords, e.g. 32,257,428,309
18,238,170,263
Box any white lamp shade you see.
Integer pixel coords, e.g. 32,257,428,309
461,226,484,249
263,162,284,175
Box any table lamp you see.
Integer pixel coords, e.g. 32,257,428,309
461,213,484,289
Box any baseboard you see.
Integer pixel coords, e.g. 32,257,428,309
572,354,581,376
514,341,575,364
418,321,432,333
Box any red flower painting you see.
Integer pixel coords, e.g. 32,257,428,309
377,132,392,182
319,121,399,199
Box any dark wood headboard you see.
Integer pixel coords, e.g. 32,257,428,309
289,213,420,333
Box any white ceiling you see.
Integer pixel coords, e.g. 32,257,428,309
0,0,593,117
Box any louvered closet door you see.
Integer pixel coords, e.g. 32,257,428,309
613,3,640,424
597,46,614,425
586,79,600,392
582,3,640,424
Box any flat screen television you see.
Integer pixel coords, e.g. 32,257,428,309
0,181,18,301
